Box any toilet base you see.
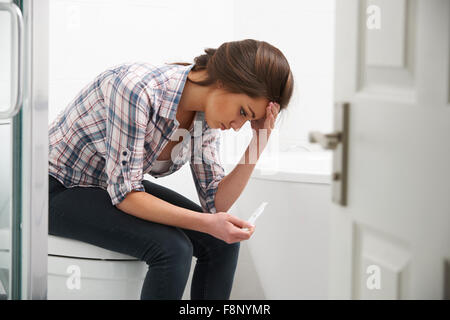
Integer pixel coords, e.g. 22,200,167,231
47,255,147,300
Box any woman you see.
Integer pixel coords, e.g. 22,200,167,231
48,39,294,300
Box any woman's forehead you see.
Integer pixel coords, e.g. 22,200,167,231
242,97,269,120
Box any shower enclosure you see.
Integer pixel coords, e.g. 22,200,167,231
0,0,48,299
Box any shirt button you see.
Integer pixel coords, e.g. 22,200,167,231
121,160,127,165
122,151,127,156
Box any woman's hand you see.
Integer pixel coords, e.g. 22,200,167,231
250,101,280,139
205,212,255,244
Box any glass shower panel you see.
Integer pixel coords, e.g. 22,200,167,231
0,124,12,299
0,0,23,300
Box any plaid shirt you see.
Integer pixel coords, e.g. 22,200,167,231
48,62,225,213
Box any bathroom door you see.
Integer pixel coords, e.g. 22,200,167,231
328,0,450,299
0,0,48,299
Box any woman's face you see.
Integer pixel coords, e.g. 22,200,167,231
205,87,269,131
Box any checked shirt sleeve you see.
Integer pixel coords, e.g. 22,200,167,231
189,130,226,213
101,71,150,206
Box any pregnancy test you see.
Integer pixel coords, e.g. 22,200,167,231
243,202,268,231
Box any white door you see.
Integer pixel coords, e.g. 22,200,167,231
328,0,450,299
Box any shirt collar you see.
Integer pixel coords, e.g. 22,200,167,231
158,63,213,134
158,63,194,121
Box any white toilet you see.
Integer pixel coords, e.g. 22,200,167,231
47,235,147,300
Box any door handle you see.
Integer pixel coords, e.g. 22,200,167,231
0,2,24,119
308,102,350,206
308,131,341,150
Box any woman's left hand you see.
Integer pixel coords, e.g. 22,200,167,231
250,101,280,138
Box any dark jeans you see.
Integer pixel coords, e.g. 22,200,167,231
48,174,240,300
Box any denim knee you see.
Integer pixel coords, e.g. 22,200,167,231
168,234,194,266
211,241,240,262
143,229,194,268
224,241,240,261
139,229,194,300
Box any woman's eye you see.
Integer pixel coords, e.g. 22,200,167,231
240,107,247,117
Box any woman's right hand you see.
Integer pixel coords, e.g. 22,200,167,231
205,212,255,244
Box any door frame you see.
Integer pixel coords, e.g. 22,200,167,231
20,0,49,299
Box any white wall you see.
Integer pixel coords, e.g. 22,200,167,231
48,0,235,122
228,0,335,155
49,0,335,152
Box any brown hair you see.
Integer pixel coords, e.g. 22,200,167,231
169,39,294,115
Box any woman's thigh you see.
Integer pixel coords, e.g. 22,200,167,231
48,177,232,261
49,179,192,262
140,180,238,259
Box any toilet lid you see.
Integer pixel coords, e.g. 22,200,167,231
48,235,138,260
